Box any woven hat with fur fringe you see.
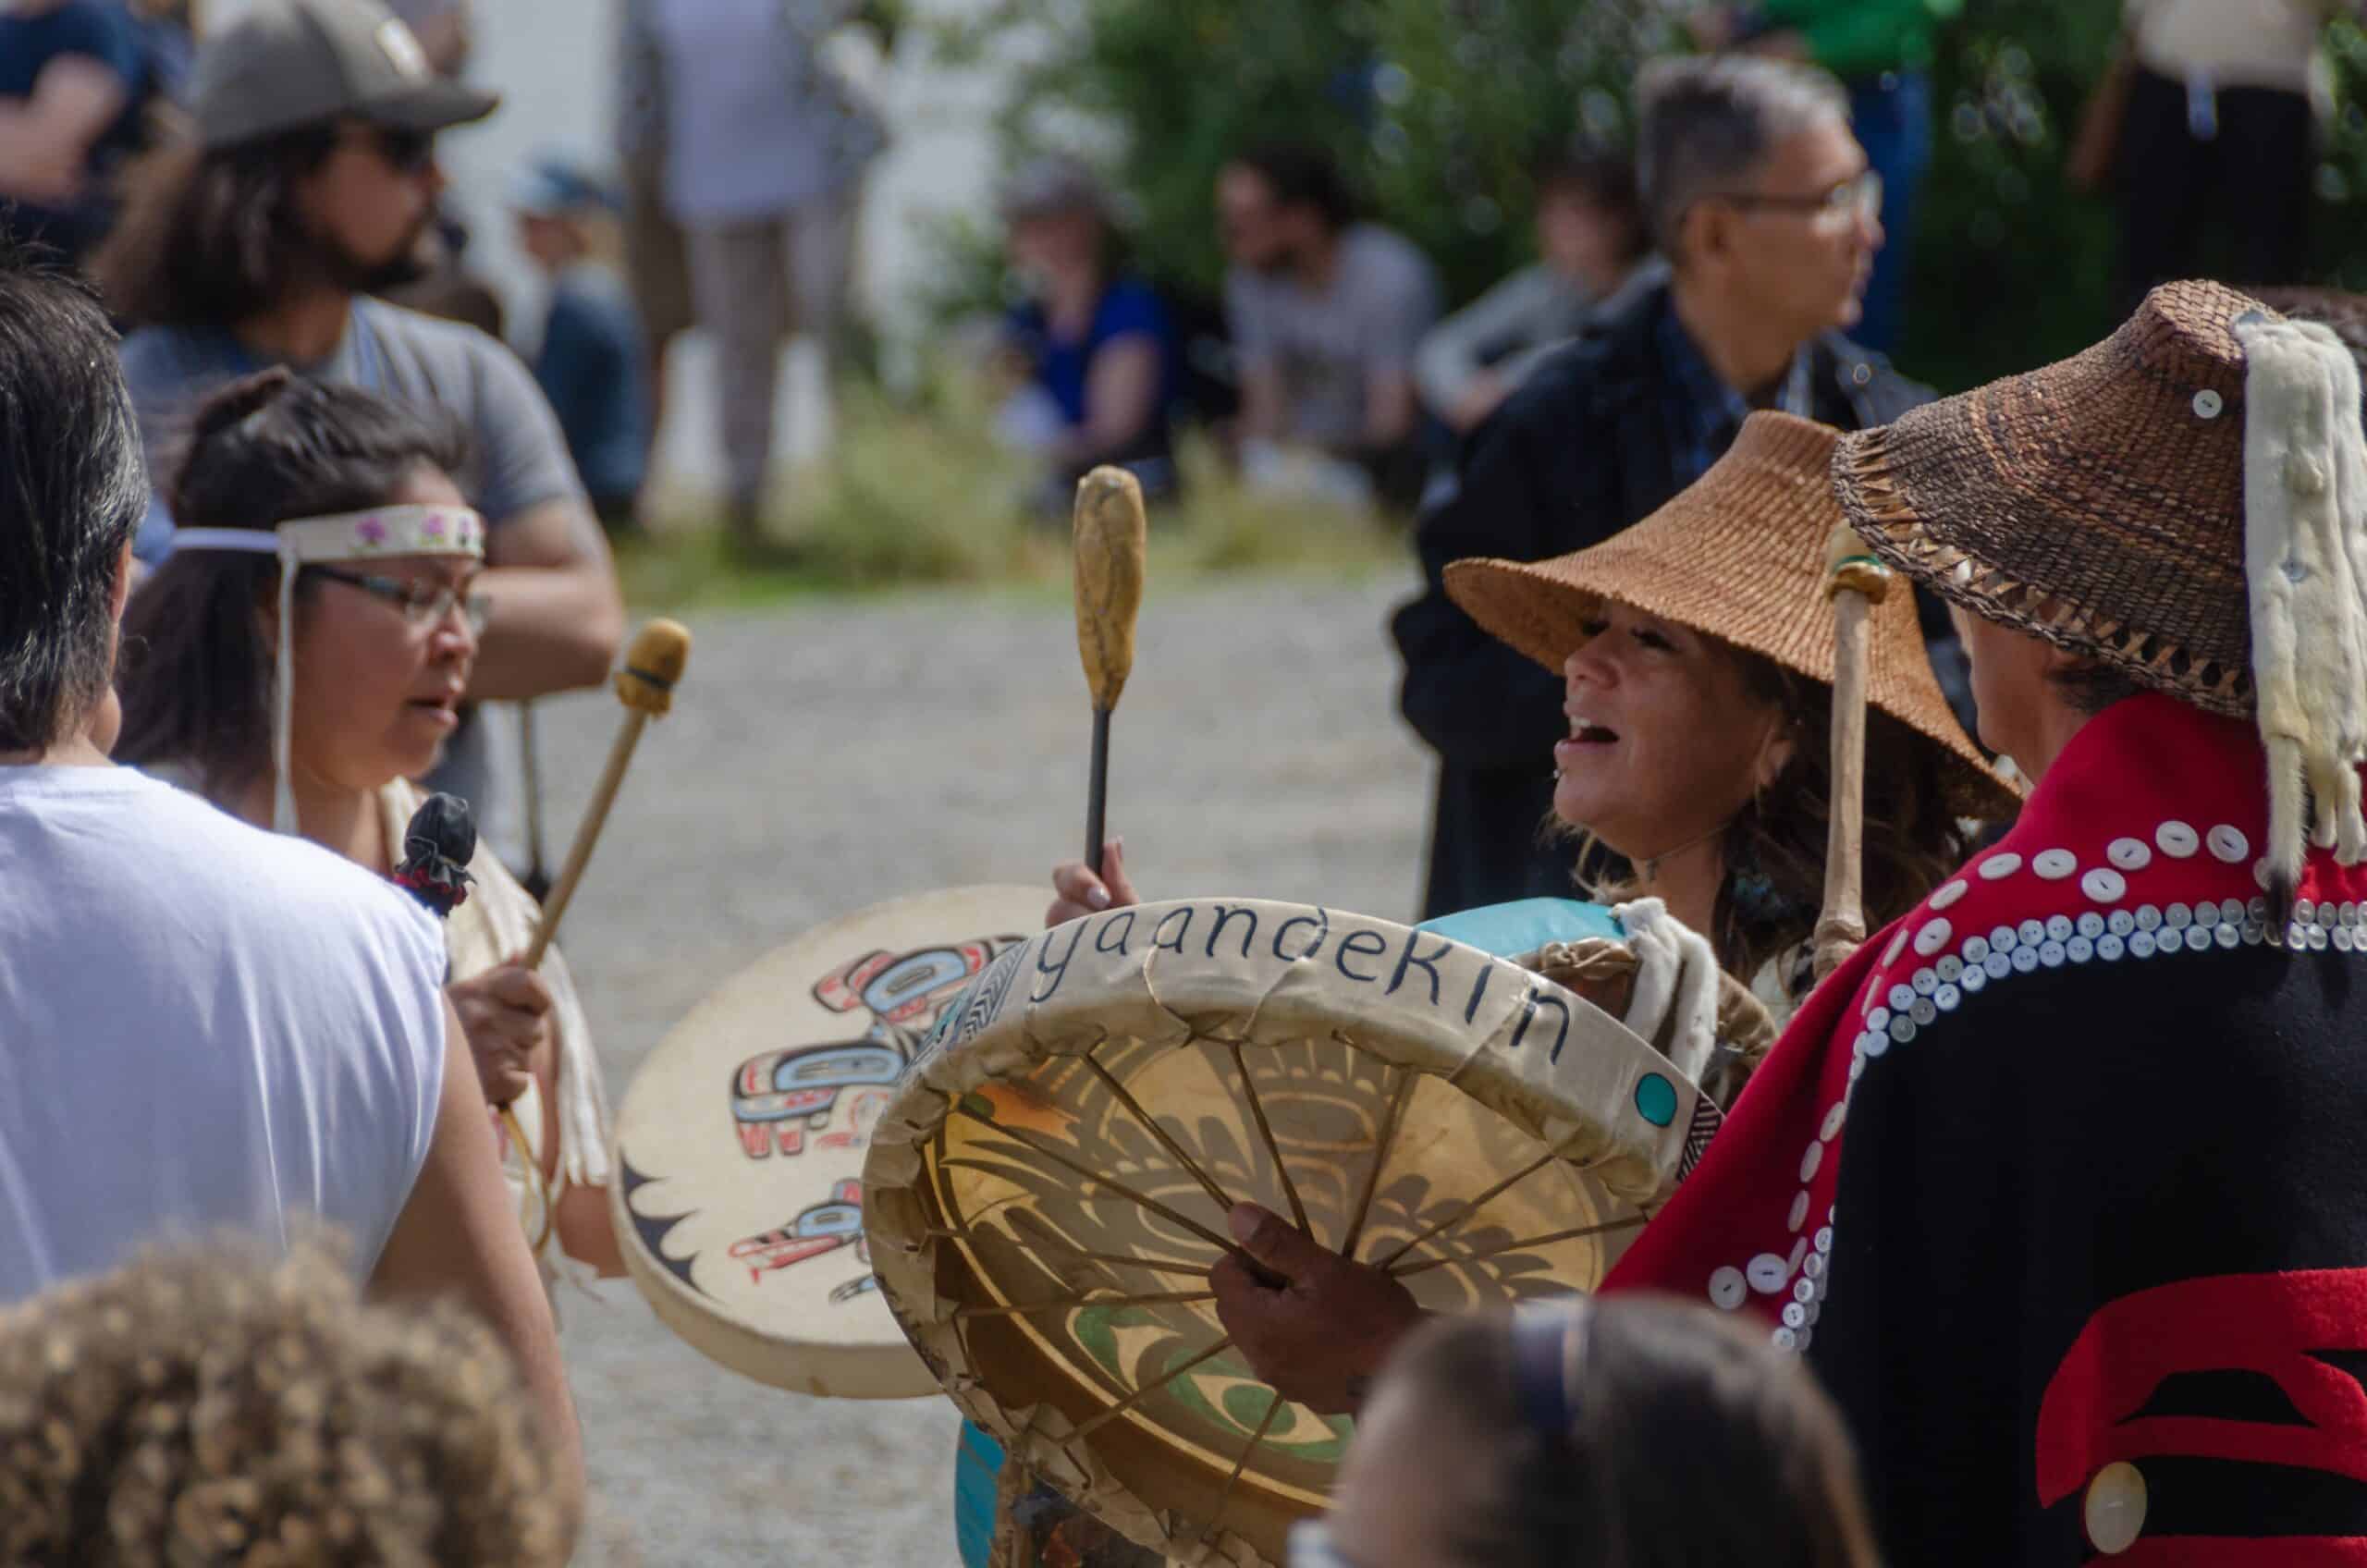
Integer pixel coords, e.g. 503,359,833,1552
1833,279,2367,903
1444,410,2017,822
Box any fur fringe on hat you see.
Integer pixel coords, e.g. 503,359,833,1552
2235,313,2367,901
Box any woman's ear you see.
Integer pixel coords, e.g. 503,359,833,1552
1754,718,1799,794
254,571,282,660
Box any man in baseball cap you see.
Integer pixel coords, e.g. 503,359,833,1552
190,0,496,149
91,0,624,869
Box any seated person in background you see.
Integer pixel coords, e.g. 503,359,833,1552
1296,1295,1880,1568
1219,141,1441,514
1416,142,1652,435
0,0,154,263
126,0,194,113
996,156,1178,517
0,243,579,1516
117,369,627,1297
0,1233,574,1566
515,153,651,536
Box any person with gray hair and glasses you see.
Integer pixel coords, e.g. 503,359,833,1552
1393,53,1956,923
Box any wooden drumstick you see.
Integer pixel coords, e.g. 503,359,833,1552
1812,523,1892,982
524,619,692,970
517,700,553,902
1073,467,1147,880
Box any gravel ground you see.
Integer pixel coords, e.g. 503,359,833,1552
528,573,1432,1565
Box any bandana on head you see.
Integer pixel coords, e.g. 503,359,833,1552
171,505,486,835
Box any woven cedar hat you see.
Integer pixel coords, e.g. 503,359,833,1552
1834,281,2269,714
1444,410,2017,821
1834,279,2367,895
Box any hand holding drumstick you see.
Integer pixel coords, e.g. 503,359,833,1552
1047,839,1141,928
448,958,553,1108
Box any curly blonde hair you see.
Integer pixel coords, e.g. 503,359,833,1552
0,1233,570,1567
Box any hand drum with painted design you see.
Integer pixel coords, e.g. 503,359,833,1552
611,886,1047,1398
865,899,1720,1564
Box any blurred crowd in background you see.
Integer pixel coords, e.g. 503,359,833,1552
10,2,2367,1563
8,0,2367,545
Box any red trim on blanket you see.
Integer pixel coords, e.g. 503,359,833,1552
2036,1268,2367,1503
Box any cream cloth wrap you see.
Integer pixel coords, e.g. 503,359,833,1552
379,777,613,1298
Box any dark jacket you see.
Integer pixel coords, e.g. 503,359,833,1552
1390,277,1936,919
1605,692,2367,1562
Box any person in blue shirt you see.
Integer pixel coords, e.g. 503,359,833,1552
0,0,153,263
127,0,193,107
996,157,1179,517
512,154,650,535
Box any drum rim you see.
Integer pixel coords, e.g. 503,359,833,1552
865,896,1708,1564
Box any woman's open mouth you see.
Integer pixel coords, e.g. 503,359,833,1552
1554,713,1619,768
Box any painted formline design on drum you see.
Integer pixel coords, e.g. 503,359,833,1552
619,1155,704,1296
614,887,1054,1402
865,900,1701,1567
626,929,1029,1307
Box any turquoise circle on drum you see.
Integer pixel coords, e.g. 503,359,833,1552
1634,1072,1678,1127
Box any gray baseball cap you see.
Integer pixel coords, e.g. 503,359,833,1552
192,0,498,151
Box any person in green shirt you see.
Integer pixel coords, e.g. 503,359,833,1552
1689,0,1962,354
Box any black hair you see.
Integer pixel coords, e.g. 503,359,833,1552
2047,659,2148,717
0,238,149,751
114,369,469,795
1232,142,1356,232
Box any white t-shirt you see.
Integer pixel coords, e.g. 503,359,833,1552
2128,0,2339,95
0,766,448,1303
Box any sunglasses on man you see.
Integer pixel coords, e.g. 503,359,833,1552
337,123,438,176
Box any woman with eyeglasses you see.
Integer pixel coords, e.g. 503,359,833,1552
117,368,626,1295
1295,1294,1881,1568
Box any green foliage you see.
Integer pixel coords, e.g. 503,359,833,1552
1909,0,2123,388
952,0,1681,311
620,374,1395,607
938,0,2367,397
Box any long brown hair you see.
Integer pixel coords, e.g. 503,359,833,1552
88,127,340,326
114,369,468,795
1574,640,1977,991
1381,1297,1882,1568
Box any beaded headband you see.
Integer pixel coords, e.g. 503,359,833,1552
170,505,486,835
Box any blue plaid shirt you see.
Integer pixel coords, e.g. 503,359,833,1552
1657,302,1815,487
